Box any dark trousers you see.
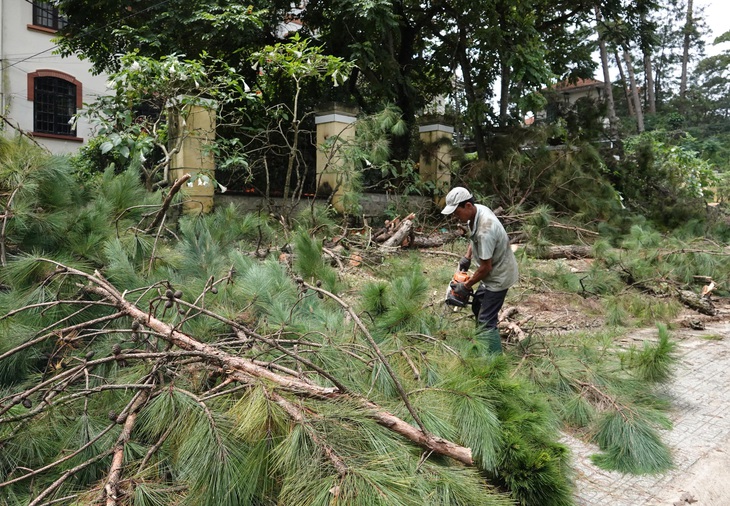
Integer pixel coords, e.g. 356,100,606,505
471,286,508,354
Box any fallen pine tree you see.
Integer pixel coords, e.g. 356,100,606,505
0,253,572,506
0,150,707,506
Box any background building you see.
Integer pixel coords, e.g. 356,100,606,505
0,0,108,153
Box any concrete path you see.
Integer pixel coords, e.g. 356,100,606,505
570,321,730,506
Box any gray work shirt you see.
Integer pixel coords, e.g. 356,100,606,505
469,204,519,291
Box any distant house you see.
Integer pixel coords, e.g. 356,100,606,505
0,0,108,154
552,78,604,105
534,78,605,124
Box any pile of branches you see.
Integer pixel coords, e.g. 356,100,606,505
1,249,573,506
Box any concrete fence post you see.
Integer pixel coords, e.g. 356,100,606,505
169,104,216,214
418,116,454,208
315,103,358,213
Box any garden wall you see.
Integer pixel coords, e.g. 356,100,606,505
215,193,433,220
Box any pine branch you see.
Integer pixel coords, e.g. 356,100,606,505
0,422,116,489
0,351,196,423
300,279,427,434
0,363,86,418
267,390,349,477
36,494,79,506
137,425,174,473
0,300,116,322
103,380,155,505
172,387,223,447
50,261,475,467
576,380,631,420
27,448,114,506
0,311,125,365
1,383,157,425
172,299,348,392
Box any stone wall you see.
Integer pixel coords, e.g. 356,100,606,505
214,193,433,220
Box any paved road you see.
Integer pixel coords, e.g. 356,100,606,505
570,320,730,506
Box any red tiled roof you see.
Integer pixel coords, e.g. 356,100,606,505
554,78,603,91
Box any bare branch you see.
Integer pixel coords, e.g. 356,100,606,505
144,173,191,233
103,382,155,505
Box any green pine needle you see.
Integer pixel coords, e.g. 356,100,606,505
622,323,677,383
591,409,673,474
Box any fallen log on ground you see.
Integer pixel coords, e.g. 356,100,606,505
677,289,717,316
410,229,466,248
513,244,594,259
380,213,415,250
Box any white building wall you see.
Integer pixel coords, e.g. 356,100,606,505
0,0,108,154
561,87,601,106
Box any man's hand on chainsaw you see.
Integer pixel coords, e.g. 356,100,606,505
458,256,471,272
452,282,473,302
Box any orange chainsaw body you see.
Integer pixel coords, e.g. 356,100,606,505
445,271,472,307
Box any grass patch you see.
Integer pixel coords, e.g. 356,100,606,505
700,334,724,341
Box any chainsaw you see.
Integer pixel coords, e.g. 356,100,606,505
444,270,472,308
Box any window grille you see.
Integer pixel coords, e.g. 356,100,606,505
33,1,67,30
34,77,76,136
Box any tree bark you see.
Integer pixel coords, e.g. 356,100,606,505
411,231,465,248
499,60,511,127
644,53,656,114
497,1,512,126
594,5,620,138
677,289,716,316
513,244,594,259
614,50,635,117
457,27,488,161
623,48,645,133
641,12,657,116
680,0,694,98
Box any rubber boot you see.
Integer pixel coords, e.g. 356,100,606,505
476,327,502,355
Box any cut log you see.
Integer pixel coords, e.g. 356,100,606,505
498,306,529,342
514,244,594,259
677,289,717,316
380,215,415,250
373,215,406,242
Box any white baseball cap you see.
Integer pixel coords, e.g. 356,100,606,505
441,187,473,215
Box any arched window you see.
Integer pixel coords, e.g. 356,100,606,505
28,71,83,138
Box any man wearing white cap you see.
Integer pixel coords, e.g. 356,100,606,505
441,187,519,354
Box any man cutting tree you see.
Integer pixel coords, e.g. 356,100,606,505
442,187,519,354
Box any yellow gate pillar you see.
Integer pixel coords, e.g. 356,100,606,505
315,103,358,213
418,116,454,208
170,104,216,214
